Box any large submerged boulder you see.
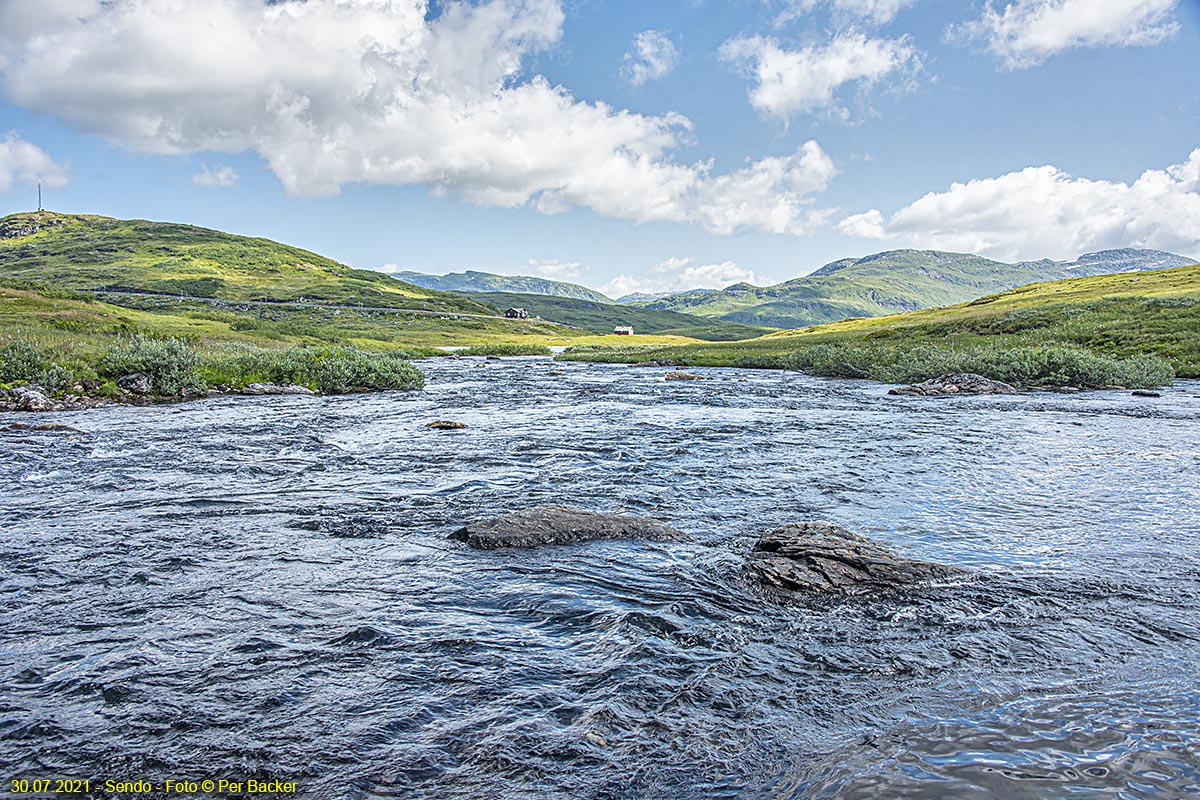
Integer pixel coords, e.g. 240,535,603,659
889,373,1017,396
747,521,961,594
451,505,689,549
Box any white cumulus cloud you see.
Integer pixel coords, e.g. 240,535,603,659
599,257,777,298
621,30,680,86
192,163,239,188
0,0,836,237
777,0,917,26
513,258,585,281
836,149,1200,260
719,32,921,120
0,133,69,193
951,0,1180,69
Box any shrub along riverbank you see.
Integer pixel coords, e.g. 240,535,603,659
2,333,426,402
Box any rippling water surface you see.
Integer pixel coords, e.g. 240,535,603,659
2,357,1199,798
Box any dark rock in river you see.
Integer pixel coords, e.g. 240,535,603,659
889,373,1017,396
240,383,317,396
428,420,467,430
451,505,689,549
1132,390,1161,398
665,371,703,381
117,373,153,395
747,521,962,594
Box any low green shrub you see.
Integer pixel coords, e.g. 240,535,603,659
0,336,43,383
737,342,1174,389
201,345,424,393
0,335,79,394
100,335,205,396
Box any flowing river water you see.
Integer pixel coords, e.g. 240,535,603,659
2,356,1199,799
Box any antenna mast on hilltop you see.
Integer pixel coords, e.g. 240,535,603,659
37,180,43,212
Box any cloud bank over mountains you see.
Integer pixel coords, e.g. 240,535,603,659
0,0,834,236
0,0,1194,290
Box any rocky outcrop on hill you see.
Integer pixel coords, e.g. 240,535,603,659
747,521,962,594
451,506,689,549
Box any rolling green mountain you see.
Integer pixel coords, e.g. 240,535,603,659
394,269,612,303
463,291,772,341
642,248,1197,329
0,211,589,357
564,262,1200,385
0,211,496,315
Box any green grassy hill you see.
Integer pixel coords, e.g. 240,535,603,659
463,291,772,340
393,269,612,303
564,263,1200,388
643,248,1195,329
0,211,493,314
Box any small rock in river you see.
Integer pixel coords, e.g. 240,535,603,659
585,732,607,747
747,521,962,595
1131,390,1161,398
428,420,467,430
664,371,703,381
450,505,689,549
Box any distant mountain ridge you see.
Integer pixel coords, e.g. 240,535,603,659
393,269,611,303
641,247,1197,330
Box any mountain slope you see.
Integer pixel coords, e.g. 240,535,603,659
0,212,494,315
563,263,1200,384
394,269,611,303
463,291,772,340
643,248,1197,329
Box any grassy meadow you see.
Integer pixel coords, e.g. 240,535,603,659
560,265,1200,389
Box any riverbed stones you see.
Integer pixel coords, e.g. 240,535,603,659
665,371,703,381
1,422,88,434
632,359,677,367
888,373,1017,396
240,383,316,395
2,386,58,412
116,373,153,395
451,506,689,549
428,420,467,430
747,521,961,594
1132,390,1161,398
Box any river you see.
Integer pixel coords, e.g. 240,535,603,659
3,356,1198,798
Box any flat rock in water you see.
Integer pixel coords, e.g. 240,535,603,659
889,373,1017,396
428,420,467,430
665,371,703,381
1,422,88,434
1131,390,1161,398
747,521,962,594
451,505,689,549
240,383,317,396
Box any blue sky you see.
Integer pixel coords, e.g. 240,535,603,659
0,0,1197,298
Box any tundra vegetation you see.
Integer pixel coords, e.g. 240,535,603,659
561,265,1200,389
